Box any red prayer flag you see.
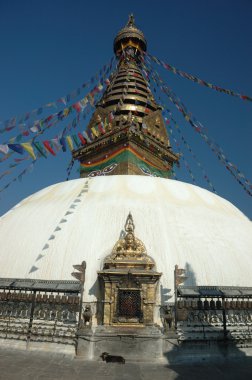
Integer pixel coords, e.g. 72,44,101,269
73,102,82,113
78,133,87,145
43,141,56,156
97,123,105,134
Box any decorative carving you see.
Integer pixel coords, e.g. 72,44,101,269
104,213,155,270
142,110,170,145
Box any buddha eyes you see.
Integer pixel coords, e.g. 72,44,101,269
88,163,118,177
103,163,118,173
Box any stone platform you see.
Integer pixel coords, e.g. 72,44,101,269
76,326,252,364
77,325,163,361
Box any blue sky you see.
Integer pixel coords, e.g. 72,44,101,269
0,0,251,218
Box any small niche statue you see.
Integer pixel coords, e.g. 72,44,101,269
83,305,92,326
163,306,174,331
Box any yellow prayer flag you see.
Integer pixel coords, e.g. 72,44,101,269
91,127,99,137
20,142,36,160
63,108,70,117
66,136,74,151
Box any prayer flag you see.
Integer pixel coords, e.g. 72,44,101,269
8,144,24,155
59,136,67,152
73,102,82,113
63,108,70,117
30,125,39,133
0,144,9,154
83,131,91,143
81,97,88,106
51,138,62,152
91,127,99,137
66,136,74,151
20,142,36,160
97,122,105,134
78,132,87,145
33,142,47,158
97,83,103,91
43,141,56,156
72,134,80,148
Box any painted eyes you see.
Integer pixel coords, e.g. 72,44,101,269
88,163,118,177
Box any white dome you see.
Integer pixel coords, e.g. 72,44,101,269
0,175,251,303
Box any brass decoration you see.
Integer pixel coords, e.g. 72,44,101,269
113,14,147,56
142,110,170,146
98,213,162,326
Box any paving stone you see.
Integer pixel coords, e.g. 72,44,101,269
0,348,252,380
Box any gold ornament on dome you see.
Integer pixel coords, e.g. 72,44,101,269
103,213,155,269
98,213,162,326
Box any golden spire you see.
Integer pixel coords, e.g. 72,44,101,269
72,16,179,179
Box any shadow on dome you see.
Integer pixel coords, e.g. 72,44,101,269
183,262,197,287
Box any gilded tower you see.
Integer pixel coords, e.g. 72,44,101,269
72,15,179,177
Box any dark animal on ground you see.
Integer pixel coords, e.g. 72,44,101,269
100,352,125,364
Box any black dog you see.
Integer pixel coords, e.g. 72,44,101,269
100,352,125,364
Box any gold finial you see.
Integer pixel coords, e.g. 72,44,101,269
127,14,135,27
125,212,135,234
124,213,136,250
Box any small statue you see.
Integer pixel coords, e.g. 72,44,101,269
163,306,173,331
83,305,92,326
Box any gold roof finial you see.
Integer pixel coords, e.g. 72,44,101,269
127,14,135,28
123,213,136,251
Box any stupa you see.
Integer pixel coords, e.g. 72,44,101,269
0,15,251,362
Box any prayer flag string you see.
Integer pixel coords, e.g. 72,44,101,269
0,77,107,161
143,59,252,197
146,53,252,102
163,112,217,194
0,160,37,194
168,128,197,185
0,56,115,135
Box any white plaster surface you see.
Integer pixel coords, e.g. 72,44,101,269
0,175,251,304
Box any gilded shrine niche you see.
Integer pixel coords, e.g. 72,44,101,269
98,213,161,326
